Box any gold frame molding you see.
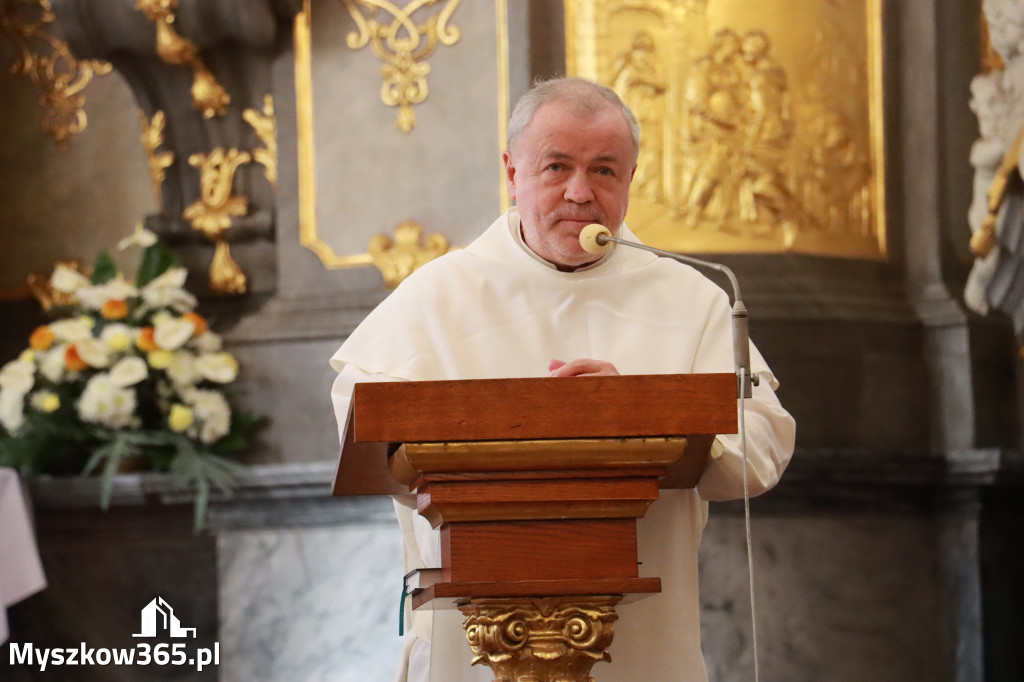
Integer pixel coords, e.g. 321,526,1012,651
294,0,510,271
565,0,887,259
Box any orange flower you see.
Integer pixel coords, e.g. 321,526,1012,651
101,299,128,320
137,326,160,352
64,344,88,372
183,312,208,337
29,325,55,351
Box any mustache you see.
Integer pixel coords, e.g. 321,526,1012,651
551,211,604,224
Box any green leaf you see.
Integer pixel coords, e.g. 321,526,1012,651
91,251,118,284
136,241,180,287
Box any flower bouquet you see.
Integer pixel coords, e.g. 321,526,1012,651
0,227,261,529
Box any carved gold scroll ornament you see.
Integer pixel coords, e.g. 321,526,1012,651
0,0,112,147
134,0,230,118
368,221,449,288
342,0,462,132
243,94,277,187
459,596,620,682
182,148,251,295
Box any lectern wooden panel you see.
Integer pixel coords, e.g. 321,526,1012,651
333,373,736,681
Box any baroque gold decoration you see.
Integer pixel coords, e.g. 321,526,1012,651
183,148,251,294
459,596,619,682
134,0,230,118
26,260,88,310
243,95,277,187
566,0,886,259
138,110,175,209
0,0,112,148
368,221,449,288
341,0,462,132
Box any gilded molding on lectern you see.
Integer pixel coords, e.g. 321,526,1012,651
138,110,175,209
459,596,619,682
243,95,277,187
565,0,886,259
368,221,449,288
0,0,112,148
182,148,251,295
341,0,462,133
134,0,230,118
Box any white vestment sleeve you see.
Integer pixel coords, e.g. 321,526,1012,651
689,292,796,502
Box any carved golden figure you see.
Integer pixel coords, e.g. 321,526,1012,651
367,221,449,288
612,31,666,202
0,0,112,147
342,0,462,132
459,596,620,682
566,0,885,257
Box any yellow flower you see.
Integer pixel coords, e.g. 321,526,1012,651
104,330,133,352
78,315,96,330
30,391,60,413
168,404,194,432
29,326,55,351
19,349,36,364
147,350,173,369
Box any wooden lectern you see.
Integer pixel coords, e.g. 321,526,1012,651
335,373,736,681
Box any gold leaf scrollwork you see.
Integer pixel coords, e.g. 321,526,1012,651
459,597,620,682
0,0,112,148
138,110,175,209
134,0,230,118
367,221,448,288
243,95,277,187
26,260,88,310
183,148,251,295
342,0,462,133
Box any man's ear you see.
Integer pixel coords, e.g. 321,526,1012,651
503,150,517,200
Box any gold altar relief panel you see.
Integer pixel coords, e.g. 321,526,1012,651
566,0,886,258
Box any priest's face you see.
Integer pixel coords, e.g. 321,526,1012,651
503,100,637,268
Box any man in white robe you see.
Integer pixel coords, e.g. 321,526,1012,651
330,77,795,682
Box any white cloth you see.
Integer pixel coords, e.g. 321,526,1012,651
0,467,47,643
330,208,795,682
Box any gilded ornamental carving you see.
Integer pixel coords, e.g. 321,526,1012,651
459,596,620,682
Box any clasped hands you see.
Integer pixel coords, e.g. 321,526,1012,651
547,358,619,377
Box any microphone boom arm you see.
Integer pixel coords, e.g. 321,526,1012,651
594,231,757,399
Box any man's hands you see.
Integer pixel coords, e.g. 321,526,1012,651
547,358,620,377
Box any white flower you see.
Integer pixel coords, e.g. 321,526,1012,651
166,350,199,389
196,352,239,384
0,358,35,395
75,276,138,310
75,338,112,368
108,356,148,387
100,323,134,353
141,268,196,313
0,388,26,433
51,264,91,294
192,331,223,353
39,345,67,383
48,318,93,343
185,388,231,444
117,223,157,251
154,317,195,351
77,373,136,429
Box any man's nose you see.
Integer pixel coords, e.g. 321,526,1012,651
563,172,595,203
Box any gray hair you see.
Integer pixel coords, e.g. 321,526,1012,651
506,77,640,159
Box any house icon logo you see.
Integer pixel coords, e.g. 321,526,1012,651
133,597,197,638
